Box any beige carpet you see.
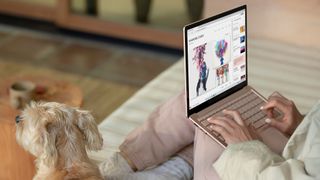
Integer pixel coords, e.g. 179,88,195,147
0,60,138,124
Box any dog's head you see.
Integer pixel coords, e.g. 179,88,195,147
15,101,103,167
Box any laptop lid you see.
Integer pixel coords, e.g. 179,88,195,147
184,5,248,117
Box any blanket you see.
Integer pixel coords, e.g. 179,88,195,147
213,101,320,180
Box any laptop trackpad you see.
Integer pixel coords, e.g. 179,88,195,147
259,126,288,155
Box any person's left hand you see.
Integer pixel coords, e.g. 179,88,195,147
207,110,260,145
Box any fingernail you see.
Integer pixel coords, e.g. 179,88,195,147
265,118,271,123
260,106,264,110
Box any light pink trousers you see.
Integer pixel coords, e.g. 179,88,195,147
119,91,224,180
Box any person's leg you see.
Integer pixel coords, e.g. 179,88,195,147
100,90,195,179
99,152,193,180
119,90,195,170
196,79,201,96
202,78,207,91
122,156,193,180
193,128,224,180
176,144,193,167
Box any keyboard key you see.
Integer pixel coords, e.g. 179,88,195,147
207,124,215,131
211,129,220,137
217,135,225,142
253,118,267,129
201,120,210,126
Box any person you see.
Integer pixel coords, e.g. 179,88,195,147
100,91,320,180
196,60,209,96
193,43,208,96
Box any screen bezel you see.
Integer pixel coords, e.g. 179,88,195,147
184,5,248,117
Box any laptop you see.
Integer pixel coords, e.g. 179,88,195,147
183,5,288,154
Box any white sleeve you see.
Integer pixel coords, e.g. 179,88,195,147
213,141,316,180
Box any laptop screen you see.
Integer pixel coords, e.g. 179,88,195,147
185,6,247,111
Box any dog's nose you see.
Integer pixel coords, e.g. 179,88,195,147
15,115,22,124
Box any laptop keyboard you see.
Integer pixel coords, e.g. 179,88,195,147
198,90,281,145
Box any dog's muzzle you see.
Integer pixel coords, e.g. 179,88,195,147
15,115,22,124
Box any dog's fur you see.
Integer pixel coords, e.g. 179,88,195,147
16,102,104,180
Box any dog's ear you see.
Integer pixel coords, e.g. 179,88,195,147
75,110,103,151
40,123,58,167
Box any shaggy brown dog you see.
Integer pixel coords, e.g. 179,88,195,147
16,102,103,180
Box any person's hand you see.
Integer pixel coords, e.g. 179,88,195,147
261,92,304,136
207,110,260,145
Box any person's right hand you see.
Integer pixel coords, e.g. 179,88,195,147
261,92,304,136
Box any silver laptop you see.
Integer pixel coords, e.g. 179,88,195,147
183,5,288,154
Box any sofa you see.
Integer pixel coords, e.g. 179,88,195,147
88,37,320,165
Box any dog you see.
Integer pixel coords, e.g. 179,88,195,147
15,101,104,180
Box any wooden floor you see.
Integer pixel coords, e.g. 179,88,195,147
0,25,180,123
